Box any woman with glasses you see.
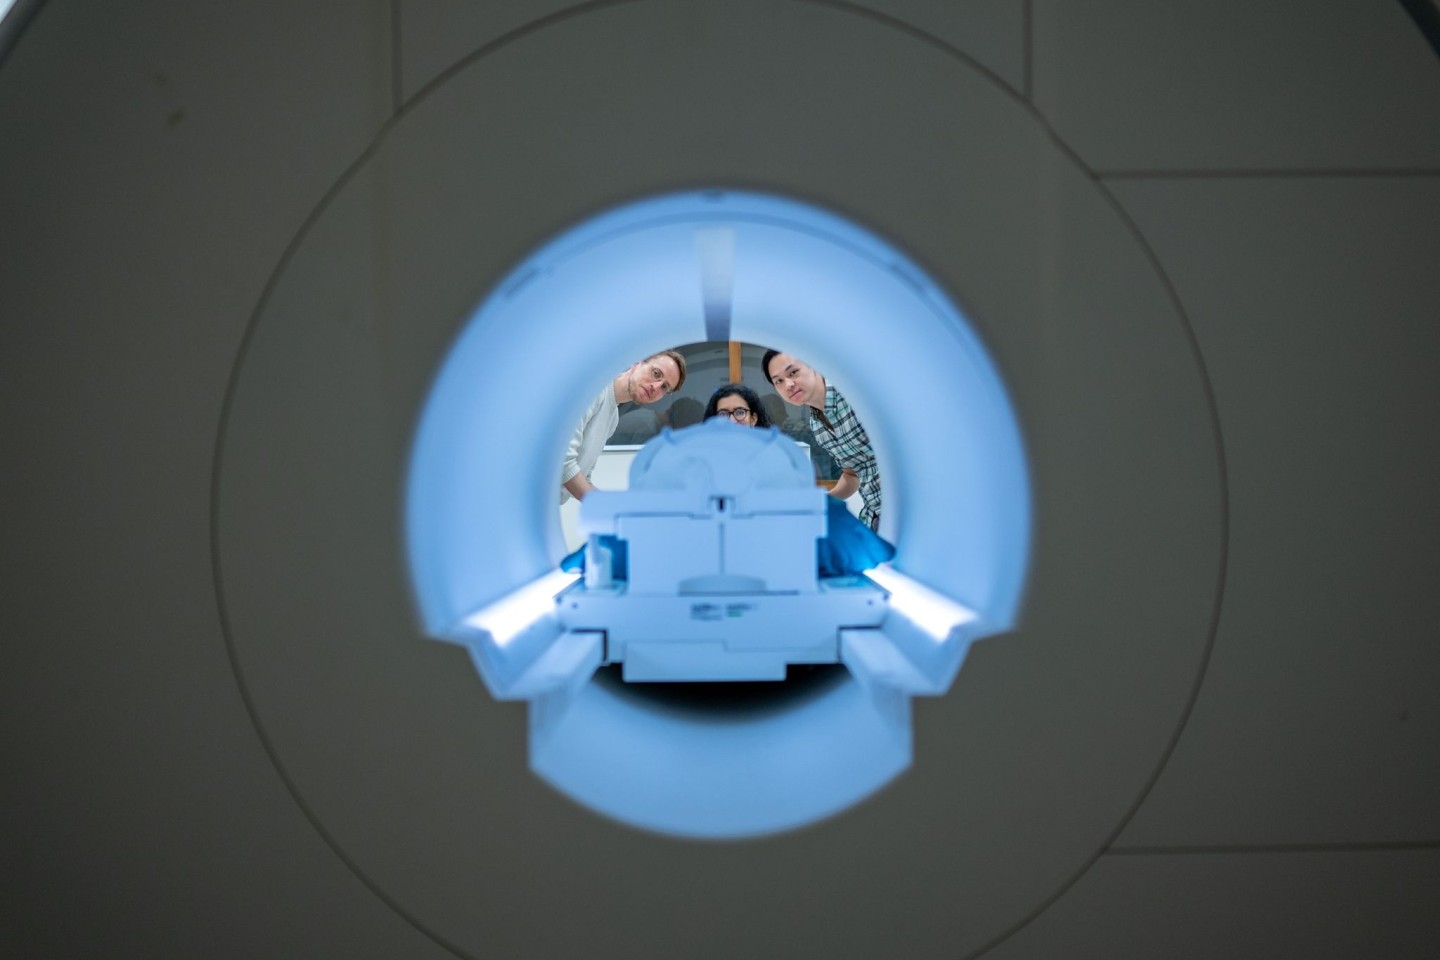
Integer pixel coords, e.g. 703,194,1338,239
701,383,772,429
702,383,893,578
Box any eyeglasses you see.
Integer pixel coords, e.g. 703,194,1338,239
647,365,674,395
718,406,751,422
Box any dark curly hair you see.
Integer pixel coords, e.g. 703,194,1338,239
703,383,772,429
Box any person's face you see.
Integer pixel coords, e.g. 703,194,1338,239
766,353,823,408
714,393,757,426
627,355,682,405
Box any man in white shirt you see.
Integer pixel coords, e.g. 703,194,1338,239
561,350,686,502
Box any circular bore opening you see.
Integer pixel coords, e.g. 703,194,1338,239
406,190,1030,838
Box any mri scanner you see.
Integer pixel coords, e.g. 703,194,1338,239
3,2,1439,958
406,189,1029,836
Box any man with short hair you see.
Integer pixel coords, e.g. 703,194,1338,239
562,350,686,502
763,349,882,531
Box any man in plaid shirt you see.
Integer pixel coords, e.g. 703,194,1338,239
763,350,882,532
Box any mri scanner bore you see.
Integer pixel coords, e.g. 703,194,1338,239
406,191,1032,838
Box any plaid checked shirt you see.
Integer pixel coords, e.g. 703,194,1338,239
810,384,882,531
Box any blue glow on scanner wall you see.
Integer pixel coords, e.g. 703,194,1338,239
406,191,1031,838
